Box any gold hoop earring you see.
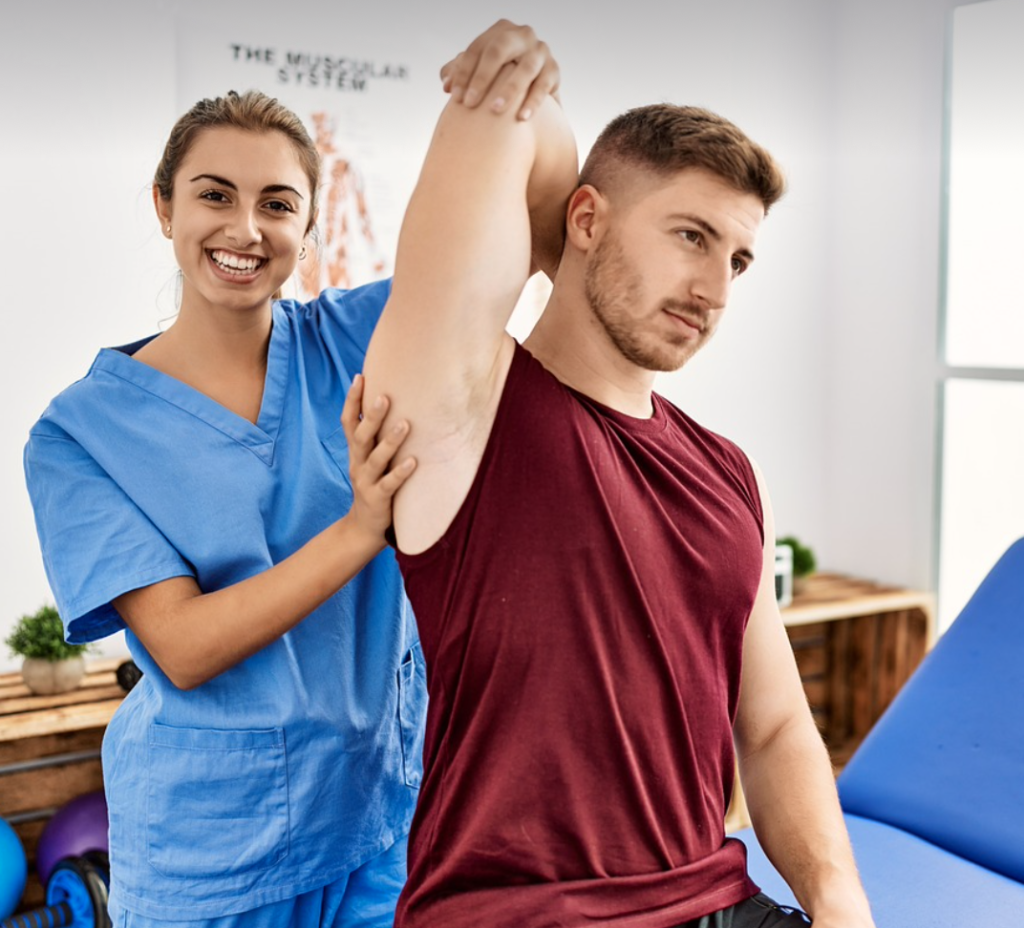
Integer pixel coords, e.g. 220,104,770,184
298,244,307,260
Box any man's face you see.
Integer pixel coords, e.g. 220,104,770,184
584,168,764,372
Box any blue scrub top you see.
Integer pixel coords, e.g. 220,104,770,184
23,280,426,919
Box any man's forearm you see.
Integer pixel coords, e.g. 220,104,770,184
739,715,875,926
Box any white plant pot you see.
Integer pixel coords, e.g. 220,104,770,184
21,656,86,695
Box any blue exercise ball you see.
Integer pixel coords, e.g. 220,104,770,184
0,817,27,919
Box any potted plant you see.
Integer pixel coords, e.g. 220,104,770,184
5,605,92,695
777,536,817,595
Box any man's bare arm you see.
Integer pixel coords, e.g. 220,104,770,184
362,53,577,555
734,461,876,928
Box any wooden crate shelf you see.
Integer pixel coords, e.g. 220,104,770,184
784,572,935,766
0,658,125,910
725,573,935,832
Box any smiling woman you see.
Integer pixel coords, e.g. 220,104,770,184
22,88,425,926
143,122,317,421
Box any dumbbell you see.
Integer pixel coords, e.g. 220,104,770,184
0,851,110,928
115,660,142,693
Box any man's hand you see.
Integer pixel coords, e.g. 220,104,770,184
440,18,560,120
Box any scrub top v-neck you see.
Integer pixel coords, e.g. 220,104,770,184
97,298,293,465
23,280,426,920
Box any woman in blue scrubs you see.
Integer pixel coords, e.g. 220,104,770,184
22,21,560,928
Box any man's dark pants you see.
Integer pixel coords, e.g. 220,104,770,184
676,893,811,927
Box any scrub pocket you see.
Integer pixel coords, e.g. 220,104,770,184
397,643,427,789
146,724,290,879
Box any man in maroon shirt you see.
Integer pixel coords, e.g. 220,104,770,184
363,20,876,928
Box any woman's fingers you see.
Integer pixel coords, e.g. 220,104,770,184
440,20,560,119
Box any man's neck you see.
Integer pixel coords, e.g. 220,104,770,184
523,300,657,419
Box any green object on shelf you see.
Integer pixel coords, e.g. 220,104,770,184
5,605,91,662
777,536,817,579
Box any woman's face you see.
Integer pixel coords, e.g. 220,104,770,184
156,127,313,317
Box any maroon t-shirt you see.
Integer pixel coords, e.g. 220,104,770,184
395,343,764,928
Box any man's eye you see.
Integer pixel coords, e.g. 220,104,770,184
731,257,748,275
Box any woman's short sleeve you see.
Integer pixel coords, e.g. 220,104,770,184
24,426,193,644
302,277,392,372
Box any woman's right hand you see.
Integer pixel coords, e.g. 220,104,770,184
341,373,417,544
440,19,560,120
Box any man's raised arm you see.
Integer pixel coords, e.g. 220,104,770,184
361,25,578,555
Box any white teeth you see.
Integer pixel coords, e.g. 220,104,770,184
211,250,262,272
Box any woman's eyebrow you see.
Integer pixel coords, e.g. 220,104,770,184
188,174,305,200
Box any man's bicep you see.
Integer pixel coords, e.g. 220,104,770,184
361,96,549,552
363,90,575,424
364,97,536,397
735,460,810,756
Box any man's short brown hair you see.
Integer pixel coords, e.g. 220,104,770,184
579,104,786,214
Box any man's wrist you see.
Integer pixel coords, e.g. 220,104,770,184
803,882,875,928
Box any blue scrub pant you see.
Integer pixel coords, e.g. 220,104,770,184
110,836,408,928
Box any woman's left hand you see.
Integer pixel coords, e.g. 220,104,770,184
341,374,417,543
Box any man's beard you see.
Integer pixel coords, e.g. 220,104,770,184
583,232,712,373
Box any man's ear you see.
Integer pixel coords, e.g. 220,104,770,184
565,184,605,250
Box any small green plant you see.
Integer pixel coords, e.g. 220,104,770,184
777,536,817,578
6,605,91,662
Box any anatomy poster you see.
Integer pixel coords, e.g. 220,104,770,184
175,15,441,299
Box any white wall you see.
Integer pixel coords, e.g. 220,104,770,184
2,1,182,671
824,0,959,592
0,0,967,671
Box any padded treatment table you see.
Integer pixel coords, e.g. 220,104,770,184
737,814,1024,925
733,537,1024,925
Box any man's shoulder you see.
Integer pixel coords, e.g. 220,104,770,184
654,394,757,479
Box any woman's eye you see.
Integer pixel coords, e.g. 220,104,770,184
266,200,294,213
681,229,702,245
200,190,228,203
